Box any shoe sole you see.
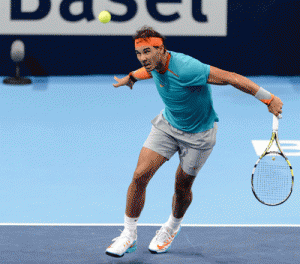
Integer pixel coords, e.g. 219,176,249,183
149,226,181,254
106,240,137,258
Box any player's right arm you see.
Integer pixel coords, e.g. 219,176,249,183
113,67,152,90
207,66,283,116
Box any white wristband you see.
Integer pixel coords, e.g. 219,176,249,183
254,87,271,100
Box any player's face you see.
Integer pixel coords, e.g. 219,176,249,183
135,46,164,72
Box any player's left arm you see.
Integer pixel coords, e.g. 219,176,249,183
207,66,283,116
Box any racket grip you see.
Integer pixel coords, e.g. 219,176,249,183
272,114,280,131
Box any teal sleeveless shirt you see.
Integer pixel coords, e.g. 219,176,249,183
150,50,219,133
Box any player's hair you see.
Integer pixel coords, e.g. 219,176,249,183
133,25,167,54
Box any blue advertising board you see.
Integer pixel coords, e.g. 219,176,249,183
0,0,299,76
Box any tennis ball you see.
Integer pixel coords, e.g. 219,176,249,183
98,11,111,24
272,157,275,161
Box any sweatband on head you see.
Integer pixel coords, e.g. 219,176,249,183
135,37,163,48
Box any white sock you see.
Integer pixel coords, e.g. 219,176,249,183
165,214,183,231
124,214,139,233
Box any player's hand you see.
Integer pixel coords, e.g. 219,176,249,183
268,96,283,117
113,76,134,90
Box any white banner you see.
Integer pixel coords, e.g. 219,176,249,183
252,140,300,156
0,0,227,36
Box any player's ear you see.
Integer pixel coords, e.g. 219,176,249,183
158,45,164,54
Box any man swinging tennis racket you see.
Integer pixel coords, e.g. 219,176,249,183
106,26,283,257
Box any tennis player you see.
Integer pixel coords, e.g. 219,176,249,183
106,26,283,257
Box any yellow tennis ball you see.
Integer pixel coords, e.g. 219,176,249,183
98,11,111,24
272,157,275,161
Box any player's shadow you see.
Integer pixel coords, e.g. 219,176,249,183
105,261,146,264
104,258,151,264
169,247,206,258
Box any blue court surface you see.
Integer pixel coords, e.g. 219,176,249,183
0,75,299,263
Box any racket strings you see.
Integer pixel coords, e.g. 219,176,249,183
253,154,292,205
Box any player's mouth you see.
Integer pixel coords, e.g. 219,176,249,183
144,63,151,68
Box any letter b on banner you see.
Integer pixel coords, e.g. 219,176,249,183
11,0,51,20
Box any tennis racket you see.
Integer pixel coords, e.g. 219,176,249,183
251,114,294,206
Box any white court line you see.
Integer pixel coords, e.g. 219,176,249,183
0,224,299,227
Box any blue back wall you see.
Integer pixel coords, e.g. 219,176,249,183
0,0,299,77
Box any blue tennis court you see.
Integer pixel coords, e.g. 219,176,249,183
0,75,299,263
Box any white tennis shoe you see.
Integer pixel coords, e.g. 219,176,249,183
148,224,181,253
106,229,137,257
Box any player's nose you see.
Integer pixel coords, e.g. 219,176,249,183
140,53,148,61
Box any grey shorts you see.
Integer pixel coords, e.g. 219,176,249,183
143,111,218,177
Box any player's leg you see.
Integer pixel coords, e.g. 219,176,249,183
171,146,214,220
148,147,214,254
171,122,217,220
106,124,178,257
125,146,168,218
106,147,168,258
148,165,196,254
124,123,178,220
172,164,196,219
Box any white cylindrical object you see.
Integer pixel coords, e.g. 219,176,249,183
272,114,279,132
11,40,25,63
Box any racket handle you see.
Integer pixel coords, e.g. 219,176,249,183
272,114,281,131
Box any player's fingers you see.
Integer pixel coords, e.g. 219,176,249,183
113,77,119,87
113,83,121,88
113,76,125,87
268,106,278,116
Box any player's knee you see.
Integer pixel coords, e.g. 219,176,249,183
132,170,152,188
175,171,196,192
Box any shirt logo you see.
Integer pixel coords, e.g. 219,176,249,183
160,84,164,87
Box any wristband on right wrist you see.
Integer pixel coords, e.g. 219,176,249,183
254,87,274,106
129,72,137,83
